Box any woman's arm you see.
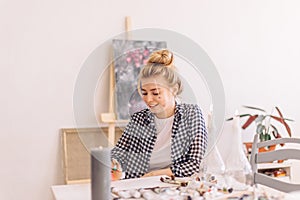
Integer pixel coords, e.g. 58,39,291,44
171,133,207,177
142,168,173,177
110,120,134,173
171,105,208,177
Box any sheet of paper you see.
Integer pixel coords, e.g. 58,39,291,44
111,176,175,190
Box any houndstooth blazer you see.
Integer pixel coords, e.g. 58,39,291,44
111,103,208,179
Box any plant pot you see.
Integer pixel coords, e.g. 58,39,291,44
258,144,276,152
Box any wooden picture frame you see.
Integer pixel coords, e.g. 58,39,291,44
61,127,124,184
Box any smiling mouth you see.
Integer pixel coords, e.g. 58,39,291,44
148,104,158,109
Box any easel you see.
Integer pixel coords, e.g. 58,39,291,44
100,16,132,147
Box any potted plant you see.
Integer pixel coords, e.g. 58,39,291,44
227,105,293,151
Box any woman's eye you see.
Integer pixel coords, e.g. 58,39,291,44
153,93,159,96
141,93,147,96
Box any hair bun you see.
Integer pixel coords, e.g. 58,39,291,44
147,49,174,66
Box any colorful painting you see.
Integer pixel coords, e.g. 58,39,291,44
112,39,167,120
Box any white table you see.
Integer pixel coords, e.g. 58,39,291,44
51,176,291,200
52,183,91,200
51,176,175,200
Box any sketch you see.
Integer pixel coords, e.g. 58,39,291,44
112,39,167,120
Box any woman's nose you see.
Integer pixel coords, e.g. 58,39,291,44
144,95,153,103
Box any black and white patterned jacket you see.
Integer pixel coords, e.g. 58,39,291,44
111,103,208,179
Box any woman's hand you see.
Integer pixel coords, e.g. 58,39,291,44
142,171,155,177
142,168,173,178
111,159,122,181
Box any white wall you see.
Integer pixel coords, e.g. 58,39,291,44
1,0,300,199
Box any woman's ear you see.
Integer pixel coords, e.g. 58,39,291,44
171,86,179,96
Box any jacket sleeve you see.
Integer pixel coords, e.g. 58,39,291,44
171,105,208,177
110,120,133,172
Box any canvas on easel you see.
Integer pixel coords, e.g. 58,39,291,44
112,39,167,120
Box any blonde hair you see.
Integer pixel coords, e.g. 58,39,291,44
138,49,183,95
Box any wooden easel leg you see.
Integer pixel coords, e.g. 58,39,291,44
108,123,115,148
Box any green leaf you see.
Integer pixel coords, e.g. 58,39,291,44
226,114,251,121
242,105,266,112
259,133,265,141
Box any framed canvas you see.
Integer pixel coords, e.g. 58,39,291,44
61,127,124,184
112,39,167,120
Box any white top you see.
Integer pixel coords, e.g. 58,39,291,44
149,115,174,171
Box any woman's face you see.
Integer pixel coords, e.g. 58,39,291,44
140,76,176,118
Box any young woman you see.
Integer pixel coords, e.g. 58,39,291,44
111,49,207,179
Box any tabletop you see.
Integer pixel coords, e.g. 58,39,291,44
52,176,176,200
51,175,294,200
